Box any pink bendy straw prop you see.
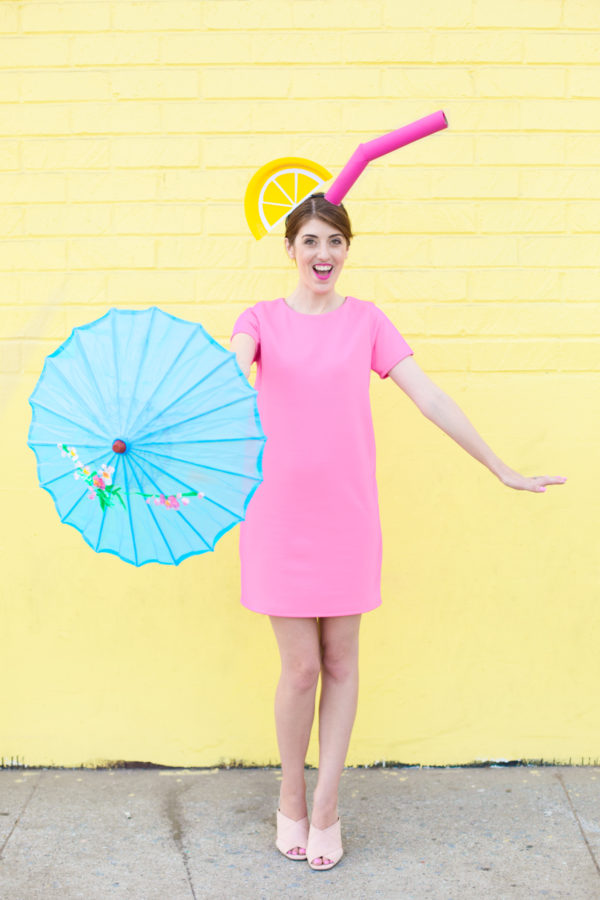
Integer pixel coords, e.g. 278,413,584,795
324,110,448,205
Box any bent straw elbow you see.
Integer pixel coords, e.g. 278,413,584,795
324,110,448,206
325,144,369,206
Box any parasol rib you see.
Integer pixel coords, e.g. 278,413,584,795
126,456,176,564
125,324,203,439
128,350,232,443
30,401,108,443
73,329,114,428
120,455,139,566
132,392,257,445
128,450,241,520
49,346,109,437
131,447,261,485
41,449,113,488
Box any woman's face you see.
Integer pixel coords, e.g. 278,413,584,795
285,217,349,293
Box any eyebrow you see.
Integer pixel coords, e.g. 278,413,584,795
301,233,343,238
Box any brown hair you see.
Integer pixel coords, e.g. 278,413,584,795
284,192,353,248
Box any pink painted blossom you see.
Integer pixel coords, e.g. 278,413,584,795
164,495,179,510
93,475,105,489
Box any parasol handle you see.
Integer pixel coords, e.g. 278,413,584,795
324,110,448,206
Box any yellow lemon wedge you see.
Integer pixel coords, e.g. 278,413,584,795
244,157,332,240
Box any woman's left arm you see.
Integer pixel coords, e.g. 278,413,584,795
388,357,567,493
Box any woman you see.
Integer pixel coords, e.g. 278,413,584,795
230,193,566,871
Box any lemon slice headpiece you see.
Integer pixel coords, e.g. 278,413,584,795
244,157,332,241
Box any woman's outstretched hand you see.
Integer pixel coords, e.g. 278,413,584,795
497,467,568,493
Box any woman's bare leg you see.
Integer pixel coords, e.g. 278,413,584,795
269,615,321,855
310,614,361,865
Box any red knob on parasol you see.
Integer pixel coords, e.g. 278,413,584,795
112,439,127,454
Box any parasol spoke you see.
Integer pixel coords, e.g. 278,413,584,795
41,449,113,487
131,390,254,445
129,450,244,521
129,450,241,540
59,482,91,524
73,329,115,426
30,402,108,443
130,447,262,484
171,504,219,549
125,456,177,564
124,324,203,438
136,437,264,447
45,357,112,438
94,478,111,552
127,454,214,552
128,351,233,443
28,441,109,450
127,449,198,493
120,455,139,566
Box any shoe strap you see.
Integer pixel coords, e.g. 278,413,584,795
276,809,309,851
307,817,342,858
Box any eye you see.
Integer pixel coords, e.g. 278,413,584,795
332,238,341,244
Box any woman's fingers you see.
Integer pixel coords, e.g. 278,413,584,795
532,475,568,490
500,471,567,492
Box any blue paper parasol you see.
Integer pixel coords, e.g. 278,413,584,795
27,307,265,566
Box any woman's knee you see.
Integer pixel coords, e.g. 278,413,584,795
321,634,358,681
321,642,359,682
282,656,321,692
319,615,361,681
270,616,321,691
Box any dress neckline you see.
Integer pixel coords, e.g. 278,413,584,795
280,296,351,317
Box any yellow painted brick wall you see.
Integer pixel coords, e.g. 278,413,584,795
1,0,598,768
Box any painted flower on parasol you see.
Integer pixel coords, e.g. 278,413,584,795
28,307,266,566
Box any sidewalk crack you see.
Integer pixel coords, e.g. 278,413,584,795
555,771,600,878
0,773,42,861
164,782,198,900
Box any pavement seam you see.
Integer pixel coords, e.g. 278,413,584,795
555,771,600,879
0,772,41,861
163,780,198,900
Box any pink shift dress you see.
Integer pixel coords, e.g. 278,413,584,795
230,296,413,617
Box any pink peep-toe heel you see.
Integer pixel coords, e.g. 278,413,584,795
275,808,309,860
307,816,344,871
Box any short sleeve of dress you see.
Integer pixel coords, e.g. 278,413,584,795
231,305,260,364
370,304,414,379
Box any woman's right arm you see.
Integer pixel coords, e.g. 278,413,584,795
230,332,257,381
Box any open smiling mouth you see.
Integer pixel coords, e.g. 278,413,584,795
313,265,333,280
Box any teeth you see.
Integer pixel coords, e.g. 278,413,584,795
314,265,332,271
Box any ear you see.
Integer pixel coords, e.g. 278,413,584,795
284,238,295,261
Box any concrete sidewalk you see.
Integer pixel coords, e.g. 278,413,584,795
0,765,599,899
